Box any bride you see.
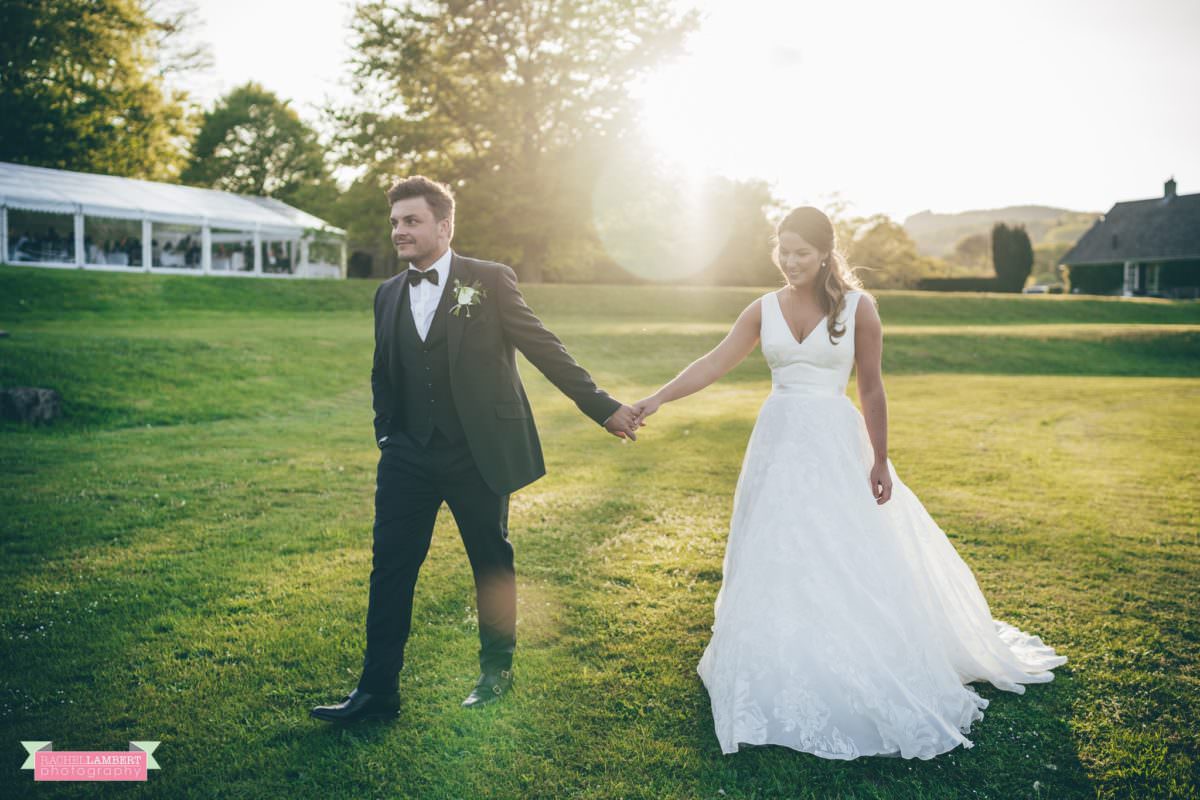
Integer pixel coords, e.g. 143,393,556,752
632,207,1066,759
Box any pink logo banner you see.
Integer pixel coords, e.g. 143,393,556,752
21,741,160,782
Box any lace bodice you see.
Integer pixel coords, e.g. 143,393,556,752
760,290,864,397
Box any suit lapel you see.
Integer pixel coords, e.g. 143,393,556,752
444,254,470,372
386,273,411,381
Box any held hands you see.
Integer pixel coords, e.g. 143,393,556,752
602,395,663,442
604,404,643,441
631,395,661,427
869,461,893,505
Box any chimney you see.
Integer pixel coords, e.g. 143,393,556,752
1165,176,1177,200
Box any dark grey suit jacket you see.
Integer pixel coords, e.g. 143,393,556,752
371,253,621,495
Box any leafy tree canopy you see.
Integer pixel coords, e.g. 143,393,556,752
182,82,334,213
0,0,207,180
330,0,698,280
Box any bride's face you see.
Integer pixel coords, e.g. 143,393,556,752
777,232,826,288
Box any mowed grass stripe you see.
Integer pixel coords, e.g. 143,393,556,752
2,316,1197,433
5,263,1200,324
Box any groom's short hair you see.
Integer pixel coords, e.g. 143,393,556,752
385,176,455,230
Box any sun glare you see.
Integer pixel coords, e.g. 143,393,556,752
591,143,730,282
633,64,725,179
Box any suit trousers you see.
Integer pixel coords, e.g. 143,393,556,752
357,429,515,695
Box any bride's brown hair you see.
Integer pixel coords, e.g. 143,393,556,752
772,207,864,344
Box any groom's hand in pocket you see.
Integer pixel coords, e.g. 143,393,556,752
604,404,641,441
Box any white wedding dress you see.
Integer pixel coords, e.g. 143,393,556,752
697,290,1066,759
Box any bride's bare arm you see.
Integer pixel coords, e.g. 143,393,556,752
854,295,892,503
634,299,763,419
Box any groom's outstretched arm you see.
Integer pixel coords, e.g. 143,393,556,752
495,264,622,426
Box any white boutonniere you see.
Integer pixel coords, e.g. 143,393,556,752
450,278,487,317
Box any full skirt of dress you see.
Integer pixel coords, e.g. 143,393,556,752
697,392,1067,759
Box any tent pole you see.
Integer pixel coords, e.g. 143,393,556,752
202,225,212,274
74,210,85,269
142,221,153,272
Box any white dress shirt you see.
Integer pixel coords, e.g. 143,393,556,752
408,248,453,341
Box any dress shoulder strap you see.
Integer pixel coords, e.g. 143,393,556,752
840,290,865,325
759,290,780,335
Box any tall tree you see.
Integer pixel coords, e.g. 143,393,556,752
182,82,335,213
848,217,938,289
952,232,992,272
824,205,941,289
0,0,206,179
992,223,1034,292
331,0,697,281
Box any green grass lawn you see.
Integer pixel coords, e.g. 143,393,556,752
1,265,1197,799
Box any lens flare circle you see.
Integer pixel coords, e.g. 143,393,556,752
591,153,732,283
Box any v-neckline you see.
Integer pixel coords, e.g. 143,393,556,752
774,291,826,347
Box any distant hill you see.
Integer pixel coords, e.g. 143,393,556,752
903,205,1101,258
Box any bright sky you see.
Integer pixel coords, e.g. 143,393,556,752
184,0,1200,221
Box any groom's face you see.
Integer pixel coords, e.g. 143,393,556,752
390,197,451,267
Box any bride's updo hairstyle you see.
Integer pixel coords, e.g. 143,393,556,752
772,206,864,344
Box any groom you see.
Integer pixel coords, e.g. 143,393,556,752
311,176,641,722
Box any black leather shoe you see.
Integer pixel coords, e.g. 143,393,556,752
462,669,514,708
310,688,400,722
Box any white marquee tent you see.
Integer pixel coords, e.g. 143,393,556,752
0,161,345,278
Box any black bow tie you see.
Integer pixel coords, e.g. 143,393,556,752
407,268,439,287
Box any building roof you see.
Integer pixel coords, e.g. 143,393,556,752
0,161,343,237
1061,185,1200,265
